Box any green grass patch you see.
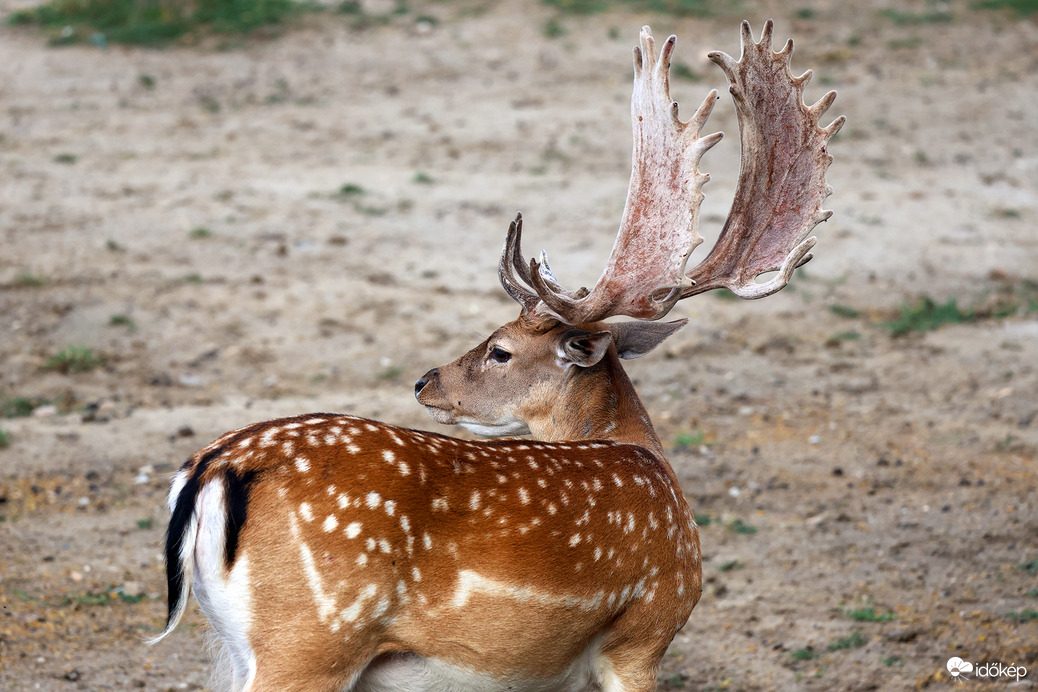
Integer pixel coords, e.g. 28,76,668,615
827,631,866,651
44,345,103,374
544,0,711,15
880,8,953,24
1018,558,1038,575
189,226,213,239
108,313,136,329
58,589,147,607
1025,588,1038,598
695,513,713,527
14,273,47,288
829,304,861,319
8,0,304,47
728,518,757,535
543,16,566,38
412,171,435,185
136,517,155,530
673,429,705,450
791,647,820,661
1,395,50,418
881,656,904,667
53,153,78,164
847,608,894,622
974,0,1038,15
336,183,365,198
717,559,744,572
671,62,703,82
0,428,9,449
885,297,973,335
1006,609,1038,623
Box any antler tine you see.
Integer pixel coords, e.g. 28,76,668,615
498,213,541,314
502,26,724,324
683,19,846,300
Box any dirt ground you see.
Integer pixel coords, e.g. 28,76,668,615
1,0,1036,690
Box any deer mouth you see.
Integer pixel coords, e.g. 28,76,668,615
421,404,457,426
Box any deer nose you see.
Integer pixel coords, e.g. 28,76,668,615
414,369,438,399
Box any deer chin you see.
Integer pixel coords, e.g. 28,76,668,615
456,416,531,438
421,405,458,426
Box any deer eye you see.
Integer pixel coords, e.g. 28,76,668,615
488,346,512,364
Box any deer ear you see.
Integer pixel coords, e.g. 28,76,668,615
607,319,687,360
557,329,613,368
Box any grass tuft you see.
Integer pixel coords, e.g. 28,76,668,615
673,429,705,450
844,605,896,622
1,395,50,418
1006,609,1038,622
885,297,973,335
827,631,866,651
108,314,136,329
44,345,103,374
0,428,9,449
974,0,1038,16
545,0,711,15
728,518,757,535
8,0,303,47
880,8,953,24
791,647,820,661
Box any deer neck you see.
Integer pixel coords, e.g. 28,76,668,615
524,353,665,460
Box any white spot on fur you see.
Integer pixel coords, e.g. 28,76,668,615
518,487,530,505
299,502,314,522
288,514,336,624
366,492,382,510
323,515,338,532
384,500,396,516
569,533,581,547
295,457,311,473
469,491,481,511
345,522,362,539
340,584,377,623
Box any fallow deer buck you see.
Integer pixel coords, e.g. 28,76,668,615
152,20,843,692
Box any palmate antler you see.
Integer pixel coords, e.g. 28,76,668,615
500,20,845,324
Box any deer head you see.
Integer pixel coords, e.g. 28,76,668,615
417,19,844,447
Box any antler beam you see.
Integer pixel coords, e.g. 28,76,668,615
501,20,844,323
683,20,845,299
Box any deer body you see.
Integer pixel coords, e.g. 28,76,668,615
164,416,698,691
153,21,842,692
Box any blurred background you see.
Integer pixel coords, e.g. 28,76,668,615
1,0,1036,689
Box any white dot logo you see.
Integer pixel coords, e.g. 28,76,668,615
947,657,974,680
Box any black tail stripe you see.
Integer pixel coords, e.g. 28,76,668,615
163,445,224,630
224,469,258,569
